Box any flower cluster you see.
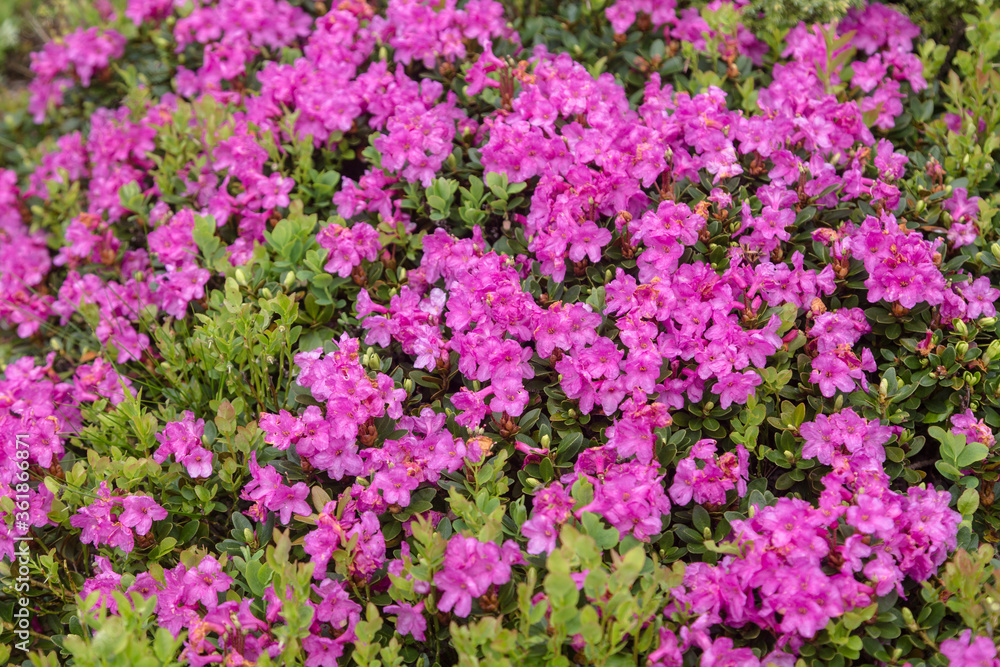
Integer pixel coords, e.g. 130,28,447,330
669,439,749,506
153,411,213,478
3,0,998,664
28,27,126,122
70,483,168,554
433,535,521,617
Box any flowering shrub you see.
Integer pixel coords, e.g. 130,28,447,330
3,0,1000,665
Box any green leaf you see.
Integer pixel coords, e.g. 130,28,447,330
692,505,711,536
957,442,989,467
935,460,962,481
958,487,980,516
193,214,220,257
581,512,619,550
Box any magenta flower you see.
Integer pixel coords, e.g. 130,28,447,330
271,483,312,524
182,555,233,610
809,352,857,397
434,536,520,617
256,173,295,209
940,629,999,667
960,277,1000,320
713,370,762,409
385,601,427,641
119,495,168,535
180,446,214,478
259,409,304,450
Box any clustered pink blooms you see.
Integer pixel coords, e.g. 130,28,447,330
241,453,311,524
944,187,982,248
0,355,76,560
938,630,1000,667
669,439,749,506
114,553,302,667
373,0,515,68
3,0,996,663
72,357,135,405
28,27,126,122
172,0,312,96
807,307,876,397
259,334,404,480
604,0,767,67
70,482,168,554
521,482,575,555
54,213,121,268
153,411,213,478
0,169,54,338
669,409,958,653
850,211,949,309
317,221,381,277
433,535,521,617
303,502,386,581
572,447,673,542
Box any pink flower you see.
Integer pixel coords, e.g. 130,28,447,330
256,173,295,209
940,629,1000,667
182,555,233,610
960,277,999,320
271,482,312,524
385,601,427,641
451,386,494,429
180,446,214,478
119,495,167,535
713,370,762,409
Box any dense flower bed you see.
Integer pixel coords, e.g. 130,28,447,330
3,0,1000,665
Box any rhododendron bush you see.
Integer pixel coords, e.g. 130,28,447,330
4,0,1000,665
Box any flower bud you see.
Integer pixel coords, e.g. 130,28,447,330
979,317,997,328
914,199,925,213
953,319,969,336
283,271,296,289
567,409,577,419
235,268,248,286
261,287,273,299
984,340,1000,364
368,353,381,371
403,379,414,394
901,606,917,631
992,243,1000,262
398,267,407,282
956,341,970,358
540,434,551,448
525,477,541,488
702,527,712,540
